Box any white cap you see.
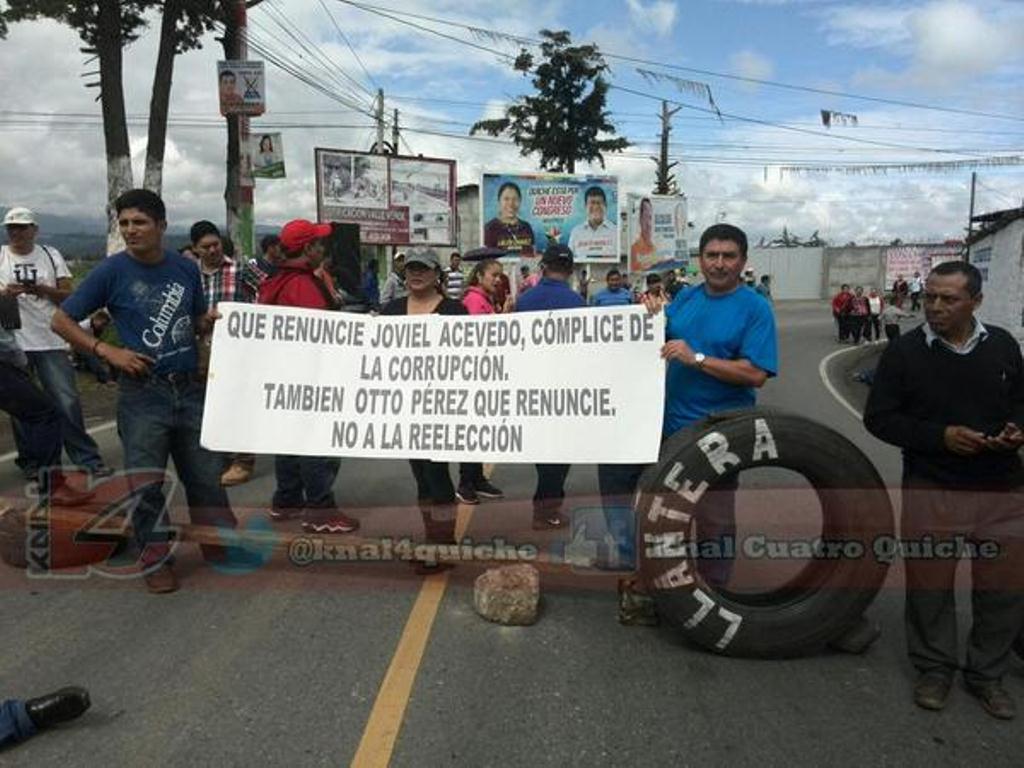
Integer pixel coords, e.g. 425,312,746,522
3,207,36,226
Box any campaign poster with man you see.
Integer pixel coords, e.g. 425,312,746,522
251,133,285,179
481,173,619,262
217,60,266,117
627,193,688,274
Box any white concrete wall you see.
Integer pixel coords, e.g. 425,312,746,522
746,247,825,300
972,219,1024,347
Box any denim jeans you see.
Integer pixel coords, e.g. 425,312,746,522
13,349,103,472
117,376,237,566
0,361,61,491
533,463,571,516
273,455,340,521
0,698,35,747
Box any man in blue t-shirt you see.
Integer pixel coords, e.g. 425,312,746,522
51,189,242,594
590,268,634,308
598,224,777,583
516,243,584,528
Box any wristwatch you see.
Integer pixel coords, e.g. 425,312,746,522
694,352,706,369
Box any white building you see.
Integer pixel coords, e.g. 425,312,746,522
968,208,1024,347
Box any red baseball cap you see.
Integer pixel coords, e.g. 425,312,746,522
279,219,332,255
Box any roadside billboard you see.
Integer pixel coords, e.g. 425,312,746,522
315,149,456,246
626,193,688,273
884,244,961,288
481,172,619,262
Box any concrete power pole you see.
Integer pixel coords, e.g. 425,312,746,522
653,100,681,195
224,0,254,258
392,108,400,154
965,171,977,261
375,88,385,153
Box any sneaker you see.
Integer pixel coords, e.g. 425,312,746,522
268,506,302,521
532,512,567,530
302,513,360,534
966,680,1016,720
913,671,953,711
143,564,179,594
220,462,253,487
474,480,504,500
455,485,480,505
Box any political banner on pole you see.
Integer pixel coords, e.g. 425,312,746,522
480,172,619,263
251,132,286,179
201,303,665,463
627,194,689,274
218,60,265,116
315,148,456,245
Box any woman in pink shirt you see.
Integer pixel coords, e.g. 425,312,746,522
462,258,502,315
455,258,505,504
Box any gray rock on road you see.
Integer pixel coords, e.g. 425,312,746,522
473,564,540,625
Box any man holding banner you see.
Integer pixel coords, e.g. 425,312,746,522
259,219,358,535
516,243,585,528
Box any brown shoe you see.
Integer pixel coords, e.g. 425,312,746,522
220,462,253,487
913,672,953,711
143,564,179,594
966,680,1016,720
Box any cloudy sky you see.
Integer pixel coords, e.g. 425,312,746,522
0,0,1022,245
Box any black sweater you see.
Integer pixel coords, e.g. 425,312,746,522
863,324,1024,486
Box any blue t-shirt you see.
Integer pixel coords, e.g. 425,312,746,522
62,250,207,375
663,284,778,435
591,288,633,307
515,276,585,312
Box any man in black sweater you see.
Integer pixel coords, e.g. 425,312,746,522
864,260,1024,720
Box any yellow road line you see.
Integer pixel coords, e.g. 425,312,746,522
351,506,474,768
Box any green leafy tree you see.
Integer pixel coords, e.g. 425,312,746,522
471,29,628,173
2,1,151,251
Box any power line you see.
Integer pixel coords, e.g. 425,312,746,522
318,0,381,92
335,0,1024,125
330,0,993,159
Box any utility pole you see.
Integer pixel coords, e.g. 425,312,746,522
392,108,400,154
652,100,680,195
224,0,254,259
374,88,385,153
965,171,977,261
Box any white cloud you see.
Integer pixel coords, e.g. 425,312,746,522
729,50,775,83
822,1,1024,89
625,0,678,36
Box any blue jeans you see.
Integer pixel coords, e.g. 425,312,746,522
0,361,61,495
118,376,237,566
13,350,103,472
272,455,340,522
0,699,36,747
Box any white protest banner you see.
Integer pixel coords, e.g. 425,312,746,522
201,304,665,463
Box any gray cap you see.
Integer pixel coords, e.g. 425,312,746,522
405,249,441,270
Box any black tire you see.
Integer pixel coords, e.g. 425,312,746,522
635,407,893,658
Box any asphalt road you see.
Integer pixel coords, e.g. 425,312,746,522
1,301,1022,767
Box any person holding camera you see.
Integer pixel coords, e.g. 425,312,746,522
0,207,109,480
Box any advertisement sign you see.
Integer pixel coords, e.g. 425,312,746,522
202,303,665,463
481,172,619,262
884,244,961,288
218,60,265,116
315,149,456,246
627,194,689,273
251,132,285,179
